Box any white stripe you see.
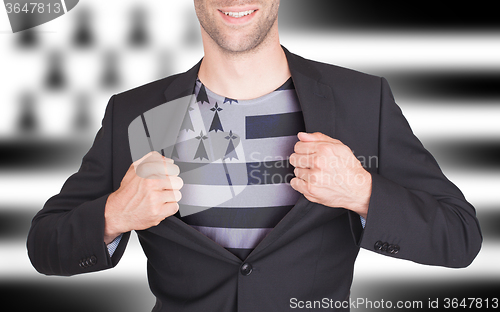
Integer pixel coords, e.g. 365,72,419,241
399,102,500,141
190,225,273,249
61,0,68,13
282,32,500,71
179,183,300,207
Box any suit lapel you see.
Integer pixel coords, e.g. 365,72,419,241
140,61,202,159
157,48,339,262
163,60,201,102
284,47,336,137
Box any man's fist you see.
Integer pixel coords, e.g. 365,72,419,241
289,132,371,219
104,151,183,244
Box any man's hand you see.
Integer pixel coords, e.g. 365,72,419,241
104,151,183,244
289,132,371,219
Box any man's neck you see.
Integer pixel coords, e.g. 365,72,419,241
197,28,291,100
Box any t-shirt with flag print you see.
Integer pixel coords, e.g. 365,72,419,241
174,77,306,260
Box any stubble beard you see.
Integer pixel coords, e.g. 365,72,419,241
196,2,279,55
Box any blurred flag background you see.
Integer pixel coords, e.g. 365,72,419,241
0,1,498,311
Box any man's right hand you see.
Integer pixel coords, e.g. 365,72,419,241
104,151,183,244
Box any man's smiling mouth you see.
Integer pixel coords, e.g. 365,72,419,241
220,10,256,18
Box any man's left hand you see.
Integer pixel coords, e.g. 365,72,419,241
289,132,371,219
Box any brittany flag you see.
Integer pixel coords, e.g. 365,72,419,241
128,95,248,217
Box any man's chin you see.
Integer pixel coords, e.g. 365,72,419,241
215,32,268,55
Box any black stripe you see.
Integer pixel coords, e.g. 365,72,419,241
140,114,150,137
245,112,305,139
176,160,295,185
383,71,500,100
425,140,500,169
0,210,36,239
283,0,500,30
0,140,88,169
477,210,500,240
180,205,293,228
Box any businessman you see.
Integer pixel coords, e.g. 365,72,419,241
28,1,482,311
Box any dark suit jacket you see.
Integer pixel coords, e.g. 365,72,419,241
27,47,482,311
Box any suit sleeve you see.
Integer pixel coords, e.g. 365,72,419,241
356,77,482,268
27,95,131,276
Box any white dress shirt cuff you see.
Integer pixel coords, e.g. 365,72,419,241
106,234,123,257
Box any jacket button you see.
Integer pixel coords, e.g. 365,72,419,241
381,242,389,252
89,256,97,265
79,259,87,268
388,244,400,254
374,241,383,251
240,263,253,276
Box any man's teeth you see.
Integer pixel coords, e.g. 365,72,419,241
223,10,255,18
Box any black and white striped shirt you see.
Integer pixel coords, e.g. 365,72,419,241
176,78,305,260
